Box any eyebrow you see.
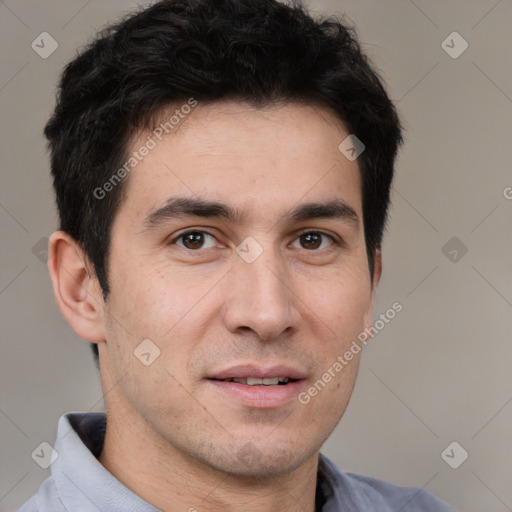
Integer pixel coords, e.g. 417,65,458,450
139,196,359,232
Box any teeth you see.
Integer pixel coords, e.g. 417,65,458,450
229,377,291,386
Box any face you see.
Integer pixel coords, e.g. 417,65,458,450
99,101,379,478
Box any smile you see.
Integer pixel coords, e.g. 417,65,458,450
213,377,296,386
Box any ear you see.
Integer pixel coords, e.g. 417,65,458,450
47,230,106,343
370,248,383,292
362,248,382,332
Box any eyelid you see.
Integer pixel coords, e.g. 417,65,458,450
169,228,341,252
291,229,339,249
293,228,337,241
169,229,218,249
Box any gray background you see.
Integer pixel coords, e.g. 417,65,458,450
1,1,511,510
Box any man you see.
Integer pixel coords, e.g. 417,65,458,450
19,0,456,510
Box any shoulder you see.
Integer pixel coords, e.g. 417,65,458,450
344,471,456,511
319,454,456,511
17,493,38,512
17,476,66,512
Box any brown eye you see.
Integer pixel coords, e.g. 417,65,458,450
292,231,335,251
182,232,204,249
300,232,322,250
174,231,217,250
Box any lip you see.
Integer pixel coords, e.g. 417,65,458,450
208,364,307,381
206,378,306,408
206,363,308,408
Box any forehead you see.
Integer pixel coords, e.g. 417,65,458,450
118,101,362,225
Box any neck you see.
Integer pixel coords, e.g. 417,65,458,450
98,410,319,512
95,344,321,512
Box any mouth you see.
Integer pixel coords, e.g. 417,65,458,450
205,364,307,408
209,377,299,386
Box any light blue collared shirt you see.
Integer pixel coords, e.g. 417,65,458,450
18,412,456,511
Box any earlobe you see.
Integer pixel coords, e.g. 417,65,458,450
47,230,106,343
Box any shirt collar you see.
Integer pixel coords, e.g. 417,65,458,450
52,412,342,512
52,412,160,512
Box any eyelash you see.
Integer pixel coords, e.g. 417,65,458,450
169,229,339,252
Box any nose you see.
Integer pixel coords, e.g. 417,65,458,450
222,242,301,342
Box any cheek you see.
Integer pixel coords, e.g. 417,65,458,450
110,260,194,334
301,266,371,342
106,262,216,377
103,267,199,413
297,351,361,445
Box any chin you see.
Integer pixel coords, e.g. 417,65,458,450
203,441,315,479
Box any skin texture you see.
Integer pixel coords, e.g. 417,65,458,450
48,101,382,512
